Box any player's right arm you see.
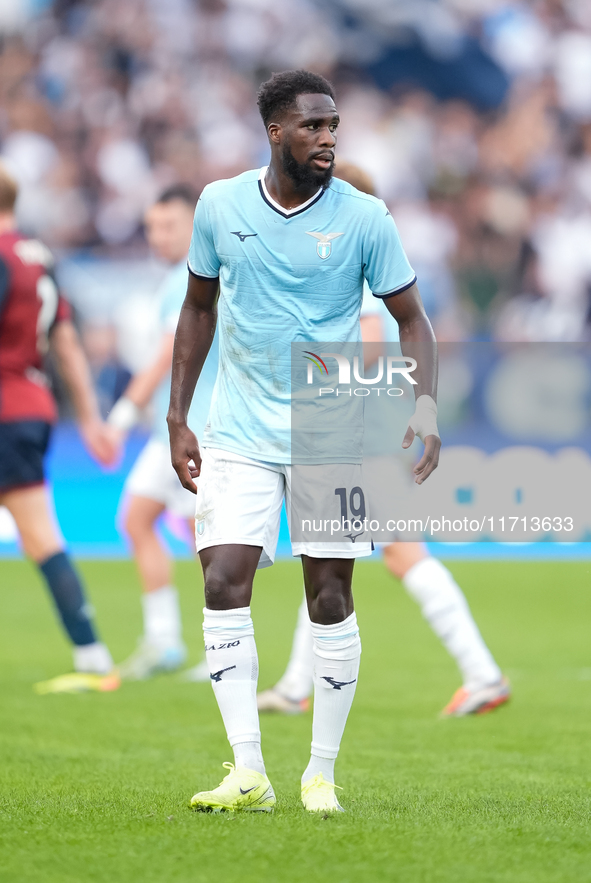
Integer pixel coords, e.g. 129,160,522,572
167,273,218,493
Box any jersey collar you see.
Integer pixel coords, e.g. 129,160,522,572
258,166,325,219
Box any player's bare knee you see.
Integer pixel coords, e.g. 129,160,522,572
21,531,61,564
203,565,252,610
384,542,426,580
200,545,259,609
204,578,250,610
125,509,152,545
309,583,352,625
124,509,137,541
383,545,406,580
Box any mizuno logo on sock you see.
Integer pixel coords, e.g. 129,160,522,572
322,676,357,690
210,665,237,682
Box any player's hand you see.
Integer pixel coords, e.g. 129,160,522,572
402,426,441,484
79,419,122,467
169,422,201,494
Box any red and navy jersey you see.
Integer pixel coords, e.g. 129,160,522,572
0,231,70,423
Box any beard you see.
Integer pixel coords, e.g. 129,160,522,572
280,141,334,191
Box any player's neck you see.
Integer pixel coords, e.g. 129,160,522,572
264,164,320,211
0,213,16,236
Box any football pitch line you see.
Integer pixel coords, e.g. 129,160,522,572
0,559,590,883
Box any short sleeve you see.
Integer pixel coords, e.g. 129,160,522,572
188,193,221,280
360,281,379,317
362,201,416,298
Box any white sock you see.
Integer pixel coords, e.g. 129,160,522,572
233,741,265,772
73,642,113,674
275,592,314,702
142,585,182,648
403,557,502,691
203,607,265,775
302,612,361,785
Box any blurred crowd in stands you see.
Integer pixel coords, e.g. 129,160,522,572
2,0,591,413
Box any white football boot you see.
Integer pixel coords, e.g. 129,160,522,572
117,640,186,680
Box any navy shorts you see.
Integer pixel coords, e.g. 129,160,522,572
0,421,51,493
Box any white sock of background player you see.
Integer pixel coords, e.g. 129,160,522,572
275,592,314,701
142,585,183,649
403,557,502,691
203,606,265,774
302,612,361,786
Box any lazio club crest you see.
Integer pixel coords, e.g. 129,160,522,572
305,231,345,259
195,508,213,536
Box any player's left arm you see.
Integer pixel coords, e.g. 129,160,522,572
383,282,440,484
50,319,120,466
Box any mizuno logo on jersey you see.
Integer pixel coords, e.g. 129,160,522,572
231,231,258,242
305,231,344,259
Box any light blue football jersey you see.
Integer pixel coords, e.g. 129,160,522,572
152,259,219,444
188,167,415,463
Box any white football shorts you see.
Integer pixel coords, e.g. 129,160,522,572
125,437,197,519
194,447,372,568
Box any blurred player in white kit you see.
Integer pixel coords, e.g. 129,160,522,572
108,186,217,680
258,163,510,718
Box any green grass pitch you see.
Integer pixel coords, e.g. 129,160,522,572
1,558,591,883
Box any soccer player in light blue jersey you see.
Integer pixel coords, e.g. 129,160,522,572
168,70,441,814
107,186,218,681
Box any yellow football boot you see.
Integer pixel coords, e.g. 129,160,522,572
190,763,275,813
34,671,120,695
301,773,344,813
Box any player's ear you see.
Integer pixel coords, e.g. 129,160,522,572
267,122,282,145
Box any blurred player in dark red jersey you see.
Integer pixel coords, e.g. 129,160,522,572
0,161,120,693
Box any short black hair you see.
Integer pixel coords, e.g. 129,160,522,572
257,69,335,128
155,184,198,208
